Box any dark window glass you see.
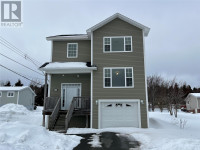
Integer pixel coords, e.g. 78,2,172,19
111,38,124,51
105,78,111,87
125,45,131,51
105,45,110,51
112,69,125,87
126,78,132,86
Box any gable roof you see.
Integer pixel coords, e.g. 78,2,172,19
0,86,36,96
46,13,150,41
87,13,150,36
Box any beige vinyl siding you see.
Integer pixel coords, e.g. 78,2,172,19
92,18,148,128
50,74,91,98
52,40,91,62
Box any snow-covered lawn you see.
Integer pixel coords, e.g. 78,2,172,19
0,104,82,150
68,110,200,150
0,104,199,150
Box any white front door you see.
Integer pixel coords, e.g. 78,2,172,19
61,84,81,110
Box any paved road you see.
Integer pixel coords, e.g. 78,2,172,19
73,132,140,150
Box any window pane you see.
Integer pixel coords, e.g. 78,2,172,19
105,38,110,44
126,68,132,77
105,69,110,77
105,78,111,87
125,45,131,51
111,38,124,51
68,44,77,57
125,37,131,45
126,78,132,86
112,69,125,87
105,45,110,51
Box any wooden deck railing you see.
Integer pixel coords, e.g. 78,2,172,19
65,97,90,131
65,97,76,131
73,97,91,110
49,98,61,130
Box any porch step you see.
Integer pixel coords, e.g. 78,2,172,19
53,111,68,131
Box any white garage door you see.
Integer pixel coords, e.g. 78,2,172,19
99,100,140,128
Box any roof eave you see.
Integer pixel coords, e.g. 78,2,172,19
46,35,90,41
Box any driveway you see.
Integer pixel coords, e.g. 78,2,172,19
73,132,140,150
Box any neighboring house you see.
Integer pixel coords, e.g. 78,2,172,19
185,93,200,113
0,86,36,110
40,13,150,130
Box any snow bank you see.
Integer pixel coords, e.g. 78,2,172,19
0,104,30,122
0,104,82,150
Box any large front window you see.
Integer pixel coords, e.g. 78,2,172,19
104,67,134,88
103,36,132,52
67,43,78,58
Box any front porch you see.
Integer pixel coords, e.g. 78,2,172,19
43,96,91,132
39,62,97,131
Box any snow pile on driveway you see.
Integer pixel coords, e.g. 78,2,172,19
0,104,82,150
68,110,200,150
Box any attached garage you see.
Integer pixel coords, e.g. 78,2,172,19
98,100,141,128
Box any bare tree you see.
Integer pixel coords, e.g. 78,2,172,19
147,75,163,112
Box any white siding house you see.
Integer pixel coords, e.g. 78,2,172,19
0,86,36,110
185,93,200,113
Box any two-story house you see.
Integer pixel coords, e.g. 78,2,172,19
40,13,150,131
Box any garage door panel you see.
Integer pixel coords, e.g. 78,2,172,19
100,101,140,128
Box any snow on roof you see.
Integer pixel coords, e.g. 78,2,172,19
42,62,88,69
0,86,29,91
39,62,97,74
190,93,200,98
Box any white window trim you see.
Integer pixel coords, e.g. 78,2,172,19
67,43,78,58
7,91,15,97
103,67,134,88
0,91,2,97
103,36,133,53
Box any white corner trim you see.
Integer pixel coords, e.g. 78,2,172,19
51,41,53,62
90,71,93,128
143,30,149,128
91,32,93,65
17,91,19,104
98,99,141,129
48,75,51,97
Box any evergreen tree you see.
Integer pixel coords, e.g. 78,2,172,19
15,79,23,86
4,81,11,86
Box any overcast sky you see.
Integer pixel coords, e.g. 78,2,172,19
0,0,200,87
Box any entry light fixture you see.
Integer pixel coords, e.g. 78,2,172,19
115,71,119,76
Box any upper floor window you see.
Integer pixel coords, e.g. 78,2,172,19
103,36,132,52
7,92,14,97
67,43,78,58
104,67,134,88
